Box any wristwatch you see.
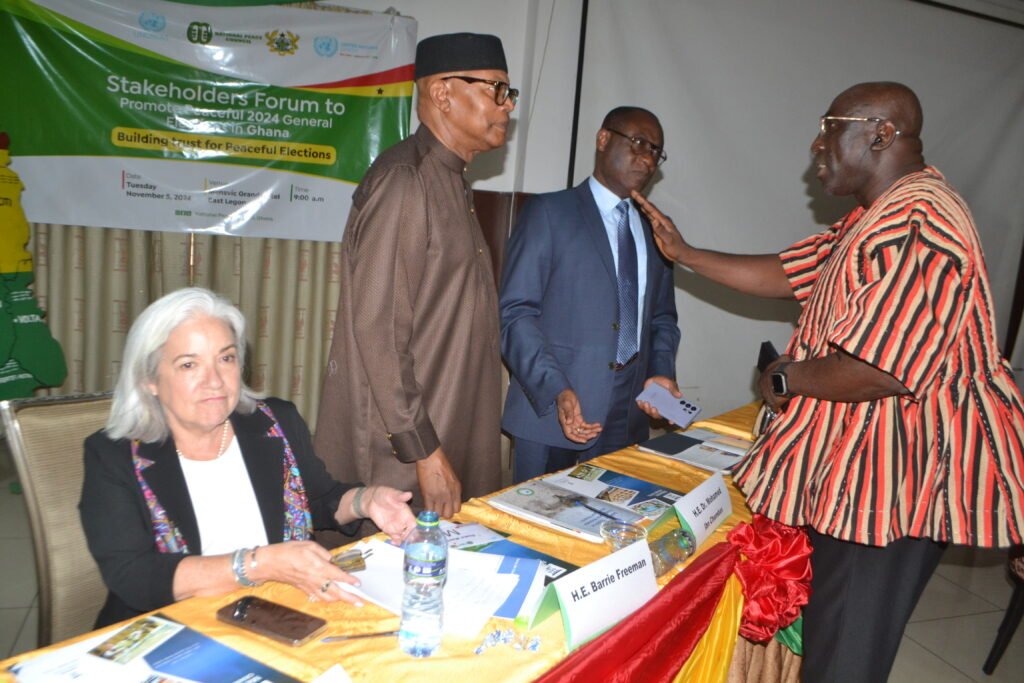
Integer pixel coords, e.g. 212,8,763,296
770,362,792,397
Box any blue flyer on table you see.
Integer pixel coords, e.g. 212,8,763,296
478,537,578,584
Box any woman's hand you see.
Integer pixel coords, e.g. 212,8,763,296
362,486,416,544
250,541,365,604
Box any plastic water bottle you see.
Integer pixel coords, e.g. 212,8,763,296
398,510,447,657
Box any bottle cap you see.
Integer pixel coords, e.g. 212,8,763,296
417,510,440,526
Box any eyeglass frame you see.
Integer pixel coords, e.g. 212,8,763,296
440,75,519,106
819,115,902,137
604,127,668,165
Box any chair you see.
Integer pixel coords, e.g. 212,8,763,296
983,545,1024,674
0,392,112,646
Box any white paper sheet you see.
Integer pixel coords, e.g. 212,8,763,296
336,540,516,637
438,521,507,549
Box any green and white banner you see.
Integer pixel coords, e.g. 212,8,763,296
0,0,415,241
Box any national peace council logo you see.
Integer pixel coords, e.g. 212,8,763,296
187,22,213,44
266,29,299,56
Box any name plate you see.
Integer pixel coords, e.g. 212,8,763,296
673,472,732,548
527,539,657,650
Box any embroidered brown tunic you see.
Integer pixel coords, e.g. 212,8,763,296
315,125,502,506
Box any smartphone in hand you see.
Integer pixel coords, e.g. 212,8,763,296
216,596,327,647
758,341,780,372
635,383,702,428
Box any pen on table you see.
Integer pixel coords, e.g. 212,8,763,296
572,498,623,522
321,630,400,643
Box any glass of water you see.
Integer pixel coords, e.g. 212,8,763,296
599,520,648,552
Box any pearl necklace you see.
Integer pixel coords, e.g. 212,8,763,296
176,420,231,460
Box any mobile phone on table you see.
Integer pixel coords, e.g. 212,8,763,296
216,596,327,646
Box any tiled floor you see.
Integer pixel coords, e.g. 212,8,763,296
1,467,1023,679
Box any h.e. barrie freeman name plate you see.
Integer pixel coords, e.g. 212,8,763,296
526,539,657,650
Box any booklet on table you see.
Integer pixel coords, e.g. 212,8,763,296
10,613,302,683
542,463,687,520
487,478,646,543
638,428,752,473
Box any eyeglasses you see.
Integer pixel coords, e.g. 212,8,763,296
605,128,667,165
441,75,519,106
819,115,901,136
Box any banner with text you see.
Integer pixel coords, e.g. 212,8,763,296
0,0,415,241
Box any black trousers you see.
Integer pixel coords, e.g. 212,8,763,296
801,529,946,683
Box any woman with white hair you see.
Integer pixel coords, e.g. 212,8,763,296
80,287,416,627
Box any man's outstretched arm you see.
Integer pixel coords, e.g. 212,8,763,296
632,191,794,299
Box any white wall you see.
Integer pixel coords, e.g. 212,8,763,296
576,0,1024,415
326,0,585,191
330,0,1024,416
327,0,553,190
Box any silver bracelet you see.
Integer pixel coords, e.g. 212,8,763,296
232,547,258,587
353,486,368,518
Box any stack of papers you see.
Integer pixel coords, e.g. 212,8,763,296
440,521,577,584
638,428,752,473
337,540,524,635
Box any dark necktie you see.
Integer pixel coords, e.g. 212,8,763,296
615,200,639,364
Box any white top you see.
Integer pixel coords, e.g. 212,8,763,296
588,176,648,339
178,436,269,555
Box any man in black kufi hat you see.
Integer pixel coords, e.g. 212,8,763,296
316,33,517,528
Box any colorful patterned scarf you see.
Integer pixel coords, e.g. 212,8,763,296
257,401,313,541
132,400,313,554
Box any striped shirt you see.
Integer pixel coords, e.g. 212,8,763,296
733,167,1024,547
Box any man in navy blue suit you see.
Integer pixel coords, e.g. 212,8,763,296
500,106,681,482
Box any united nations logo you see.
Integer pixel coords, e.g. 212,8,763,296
265,29,299,56
138,12,165,33
314,36,338,57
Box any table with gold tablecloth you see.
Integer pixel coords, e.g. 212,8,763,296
2,403,800,682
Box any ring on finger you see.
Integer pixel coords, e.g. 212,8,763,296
320,580,332,593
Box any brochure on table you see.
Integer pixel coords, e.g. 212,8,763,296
9,613,304,683
441,521,577,584
477,538,577,584
487,479,645,543
543,463,686,520
521,474,731,649
638,428,752,473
